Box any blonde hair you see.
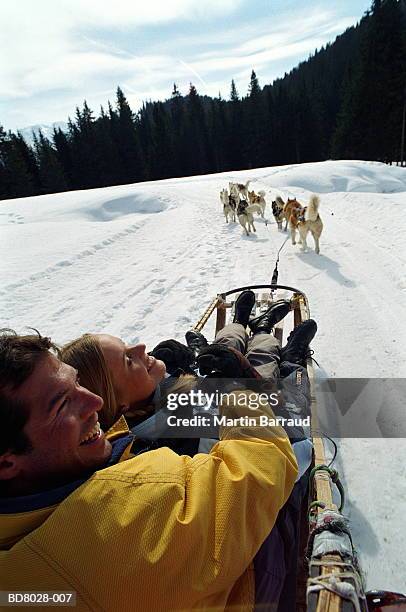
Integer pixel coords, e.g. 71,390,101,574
60,334,118,431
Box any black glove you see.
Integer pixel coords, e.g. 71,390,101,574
150,339,195,376
197,344,262,379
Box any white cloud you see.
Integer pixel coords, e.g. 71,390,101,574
0,1,364,129
1,0,240,30
0,0,241,98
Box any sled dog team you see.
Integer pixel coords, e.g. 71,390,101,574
220,181,266,236
220,181,323,254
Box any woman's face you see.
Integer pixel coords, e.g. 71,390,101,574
96,334,166,411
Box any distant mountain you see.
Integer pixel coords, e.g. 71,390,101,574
19,121,68,145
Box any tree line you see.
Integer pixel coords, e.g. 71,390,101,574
1,0,405,200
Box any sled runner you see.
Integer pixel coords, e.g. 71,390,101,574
192,284,369,612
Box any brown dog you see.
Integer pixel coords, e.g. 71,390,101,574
284,196,323,253
248,190,266,218
284,197,304,246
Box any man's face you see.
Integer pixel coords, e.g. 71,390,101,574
11,353,112,493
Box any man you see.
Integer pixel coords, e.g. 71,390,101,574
0,328,298,611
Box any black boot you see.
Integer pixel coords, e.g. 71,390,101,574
233,290,256,328
185,330,209,356
248,300,291,335
280,319,317,366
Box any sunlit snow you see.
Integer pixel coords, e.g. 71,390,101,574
1,159,406,591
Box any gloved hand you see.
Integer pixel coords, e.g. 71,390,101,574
197,344,262,380
150,339,195,376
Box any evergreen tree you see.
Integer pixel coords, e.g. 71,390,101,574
183,83,210,175
227,79,244,169
245,70,267,168
0,125,10,199
169,84,187,176
34,130,67,193
137,102,153,179
208,97,229,172
66,102,100,188
113,86,146,183
248,70,261,98
53,127,74,187
332,0,406,160
14,132,42,192
150,102,174,179
3,133,38,198
93,106,122,186
230,79,239,102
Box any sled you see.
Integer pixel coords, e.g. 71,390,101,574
192,284,368,612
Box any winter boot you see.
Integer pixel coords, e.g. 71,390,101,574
248,300,291,335
280,319,317,366
233,290,256,328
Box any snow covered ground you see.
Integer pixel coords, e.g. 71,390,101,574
1,160,406,591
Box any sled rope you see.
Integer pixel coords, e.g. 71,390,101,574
271,236,290,285
310,431,338,468
308,500,326,521
307,571,364,612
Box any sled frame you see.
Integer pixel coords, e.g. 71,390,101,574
193,284,361,612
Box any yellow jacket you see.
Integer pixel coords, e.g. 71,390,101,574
0,398,297,611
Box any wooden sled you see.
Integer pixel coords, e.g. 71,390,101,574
192,284,367,612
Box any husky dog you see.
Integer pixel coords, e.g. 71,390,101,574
284,197,305,246
271,196,286,230
229,180,251,201
237,199,259,236
220,187,228,207
228,193,238,220
284,195,323,253
248,190,266,218
220,188,236,223
298,195,323,254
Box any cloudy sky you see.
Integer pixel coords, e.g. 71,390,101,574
1,0,372,132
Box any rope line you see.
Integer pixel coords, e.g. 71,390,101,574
307,572,364,612
271,236,290,285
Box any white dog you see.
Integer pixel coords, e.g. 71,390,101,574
237,200,261,236
298,195,323,254
229,180,251,201
220,188,236,223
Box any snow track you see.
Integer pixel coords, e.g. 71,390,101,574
1,160,406,591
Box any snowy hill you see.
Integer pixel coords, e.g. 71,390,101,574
1,160,406,591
